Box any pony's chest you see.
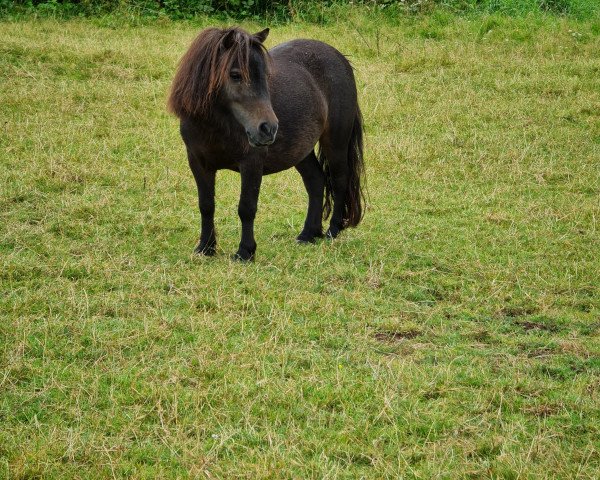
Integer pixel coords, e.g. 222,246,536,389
190,134,244,171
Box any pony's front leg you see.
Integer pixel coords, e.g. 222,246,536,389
188,154,216,256
234,158,263,261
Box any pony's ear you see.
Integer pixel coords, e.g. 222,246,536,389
254,28,269,43
222,29,237,49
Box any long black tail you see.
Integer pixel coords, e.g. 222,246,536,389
319,106,366,227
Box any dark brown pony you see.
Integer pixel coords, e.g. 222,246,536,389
168,27,365,261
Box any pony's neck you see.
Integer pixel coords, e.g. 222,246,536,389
194,103,246,142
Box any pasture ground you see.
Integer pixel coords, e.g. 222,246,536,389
1,11,599,479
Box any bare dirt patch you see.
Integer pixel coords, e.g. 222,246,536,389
374,330,421,343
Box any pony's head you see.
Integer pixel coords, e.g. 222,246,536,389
168,27,278,147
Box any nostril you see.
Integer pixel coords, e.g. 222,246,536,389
259,122,271,137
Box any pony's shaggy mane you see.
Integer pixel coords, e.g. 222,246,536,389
168,27,269,119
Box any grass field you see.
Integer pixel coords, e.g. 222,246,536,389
1,10,599,479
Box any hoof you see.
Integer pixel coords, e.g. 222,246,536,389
232,249,255,262
194,244,216,256
296,234,317,244
326,228,339,239
296,230,323,244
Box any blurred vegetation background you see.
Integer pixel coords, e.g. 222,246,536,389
1,0,599,20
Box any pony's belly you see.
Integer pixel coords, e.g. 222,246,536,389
261,112,325,174
262,141,315,175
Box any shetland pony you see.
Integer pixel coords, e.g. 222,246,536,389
168,27,364,260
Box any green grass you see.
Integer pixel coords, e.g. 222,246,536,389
1,11,599,479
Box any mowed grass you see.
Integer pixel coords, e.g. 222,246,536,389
1,11,599,479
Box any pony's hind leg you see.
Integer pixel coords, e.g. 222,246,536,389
319,107,365,239
320,140,350,239
295,151,325,243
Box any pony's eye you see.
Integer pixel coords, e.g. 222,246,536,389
230,70,242,82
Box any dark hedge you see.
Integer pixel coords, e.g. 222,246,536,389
1,0,597,19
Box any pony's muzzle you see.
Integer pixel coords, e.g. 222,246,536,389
247,120,278,147
259,122,278,141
